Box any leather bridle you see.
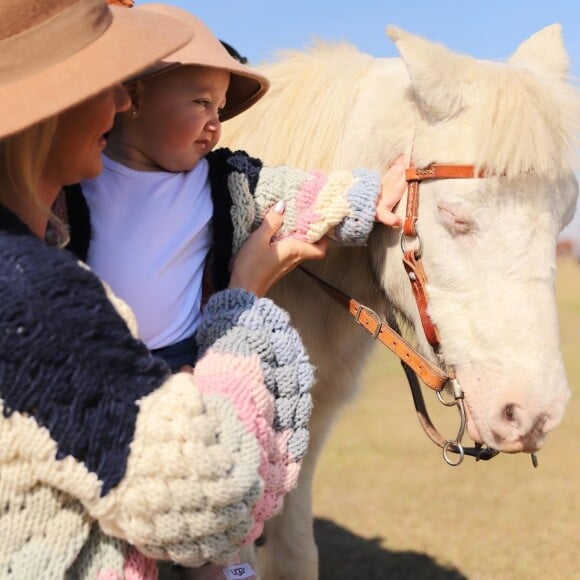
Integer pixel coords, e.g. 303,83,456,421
402,164,487,351
300,163,514,466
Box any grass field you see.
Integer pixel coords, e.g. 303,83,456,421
312,257,580,580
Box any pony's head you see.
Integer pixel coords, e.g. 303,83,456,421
221,24,578,455
380,24,579,453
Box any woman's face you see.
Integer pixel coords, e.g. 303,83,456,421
42,84,130,191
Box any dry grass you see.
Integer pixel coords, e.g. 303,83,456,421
313,257,580,580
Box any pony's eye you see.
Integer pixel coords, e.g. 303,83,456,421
437,202,476,236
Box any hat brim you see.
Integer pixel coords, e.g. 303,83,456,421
137,4,270,121
0,6,192,139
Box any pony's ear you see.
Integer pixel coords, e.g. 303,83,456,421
509,24,569,78
387,26,479,121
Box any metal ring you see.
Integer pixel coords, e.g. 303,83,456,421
400,230,423,259
442,440,465,466
436,388,457,407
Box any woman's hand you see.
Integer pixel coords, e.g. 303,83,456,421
375,154,406,227
229,201,327,297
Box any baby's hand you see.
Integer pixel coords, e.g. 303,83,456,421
375,154,406,227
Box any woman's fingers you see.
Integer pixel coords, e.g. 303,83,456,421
256,200,286,242
229,202,328,297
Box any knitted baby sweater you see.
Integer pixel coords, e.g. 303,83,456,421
0,204,313,577
207,148,380,293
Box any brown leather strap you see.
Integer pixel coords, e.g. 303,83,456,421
402,361,452,448
405,164,484,182
404,179,419,236
402,163,483,347
298,267,448,391
402,250,441,348
404,165,478,234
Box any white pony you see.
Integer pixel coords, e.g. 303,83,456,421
221,25,579,579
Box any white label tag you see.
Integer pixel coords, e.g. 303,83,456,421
223,563,256,580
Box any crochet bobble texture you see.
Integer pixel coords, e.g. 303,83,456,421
195,289,313,541
0,218,314,572
219,150,379,254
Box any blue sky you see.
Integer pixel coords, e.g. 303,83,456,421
145,1,579,78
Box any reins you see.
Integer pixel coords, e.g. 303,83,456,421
299,162,511,466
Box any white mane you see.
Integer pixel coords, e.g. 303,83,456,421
224,42,376,169
453,62,579,177
224,36,579,180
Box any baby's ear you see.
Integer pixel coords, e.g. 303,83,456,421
123,80,141,106
121,80,146,119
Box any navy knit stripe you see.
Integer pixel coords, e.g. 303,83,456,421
206,148,264,292
64,184,92,262
0,205,170,496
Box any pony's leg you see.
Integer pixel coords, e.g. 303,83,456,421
256,386,343,580
255,454,318,580
238,543,257,571
174,547,255,580
176,565,223,580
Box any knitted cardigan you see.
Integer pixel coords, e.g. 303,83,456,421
0,203,313,577
64,148,381,294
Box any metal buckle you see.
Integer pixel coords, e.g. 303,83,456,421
354,304,382,340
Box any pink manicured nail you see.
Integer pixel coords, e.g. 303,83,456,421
274,200,286,214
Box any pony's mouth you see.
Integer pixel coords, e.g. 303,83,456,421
462,398,484,445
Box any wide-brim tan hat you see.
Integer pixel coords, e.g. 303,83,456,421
136,4,270,121
0,0,193,139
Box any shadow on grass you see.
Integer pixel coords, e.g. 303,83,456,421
315,518,466,580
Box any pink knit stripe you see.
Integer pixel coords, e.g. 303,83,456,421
195,351,281,531
195,352,275,454
294,170,326,239
195,371,274,484
123,548,158,580
195,351,274,422
268,429,301,489
95,550,157,580
244,433,302,544
253,491,284,523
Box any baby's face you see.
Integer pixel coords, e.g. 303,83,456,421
134,65,229,172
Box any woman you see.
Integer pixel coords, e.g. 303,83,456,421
0,1,325,577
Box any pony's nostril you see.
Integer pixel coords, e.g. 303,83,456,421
503,403,519,426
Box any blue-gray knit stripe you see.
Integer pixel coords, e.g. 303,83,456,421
196,289,313,460
332,168,379,243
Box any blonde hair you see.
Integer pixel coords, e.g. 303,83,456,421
0,117,69,246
